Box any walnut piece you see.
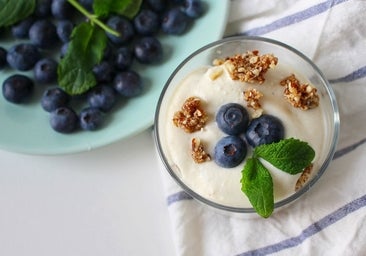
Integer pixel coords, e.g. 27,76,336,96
191,137,211,163
243,88,263,110
215,50,278,84
172,96,208,133
295,164,314,191
280,74,319,110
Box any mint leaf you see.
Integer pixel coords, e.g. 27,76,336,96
254,138,315,175
0,0,36,27
241,157,274,218
93,0,142,19
58,22,107,95
112,0,143,19
93,0,113,17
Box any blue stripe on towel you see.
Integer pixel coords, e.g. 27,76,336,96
329,65,366,83
229,0,349,36
333,138,366,160
167,191,193,206
237,194,366,256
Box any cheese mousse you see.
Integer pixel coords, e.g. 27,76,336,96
158,50,328,208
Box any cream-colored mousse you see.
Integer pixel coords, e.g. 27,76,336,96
160,62,327,208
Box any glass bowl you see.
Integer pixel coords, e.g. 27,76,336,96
154,36,339,217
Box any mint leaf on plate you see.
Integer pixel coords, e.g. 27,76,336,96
0,0,36,27
58,22,107,95
241,157,274,218
254,138,315,175
93,0,143,19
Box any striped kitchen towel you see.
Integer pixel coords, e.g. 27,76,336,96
157,0,366,255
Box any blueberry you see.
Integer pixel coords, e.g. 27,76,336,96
106,16,135,45
56,20,74,43
11,16,34,39
145,0,167,13
41,87,70,112
214,135,247,168
29,19,58,49
88,85,116,112
102,43,114,61
114,47,133,70
34,58,58,84
2,74,34,104
216,103,249,135
79,0,94,12
6,43,41,71
50,107,78,133
92,61,115,83
245,114,285,147
113,71,143,97
134,36,163,64
171,0,185,4
79,107,104,131
182,0,204,18
161,8,190,35
133,9,160,36
35,0,52,18
51,0,74,20
0,47,7,69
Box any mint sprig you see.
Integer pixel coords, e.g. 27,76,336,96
241,138,315,218
58,0,142,95
67,0,120,36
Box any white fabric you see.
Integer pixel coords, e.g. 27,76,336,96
157,0,366,255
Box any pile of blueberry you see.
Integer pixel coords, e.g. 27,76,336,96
0,0,205,133
214,103,285,168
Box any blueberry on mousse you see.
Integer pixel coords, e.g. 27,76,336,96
214,135,247,168
245,114,285,147
216,103,249,135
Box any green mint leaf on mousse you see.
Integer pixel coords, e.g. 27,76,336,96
0,0,36,27
241,138,315,218
241,158,274,218
254,138,315,175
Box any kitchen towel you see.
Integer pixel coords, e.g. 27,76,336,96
157,0,366,255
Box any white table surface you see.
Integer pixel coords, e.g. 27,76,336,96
0,128,176,256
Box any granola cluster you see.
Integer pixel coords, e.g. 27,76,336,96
243,88,263,110
295,164,314,191
215,50,278,84
173,96,208,133
280,74,319,110
191,138,211,163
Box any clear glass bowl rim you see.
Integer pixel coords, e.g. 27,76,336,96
154,35,340,214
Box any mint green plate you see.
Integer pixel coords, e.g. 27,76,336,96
0,1,230,155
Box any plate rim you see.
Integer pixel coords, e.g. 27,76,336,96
0,0,231,155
